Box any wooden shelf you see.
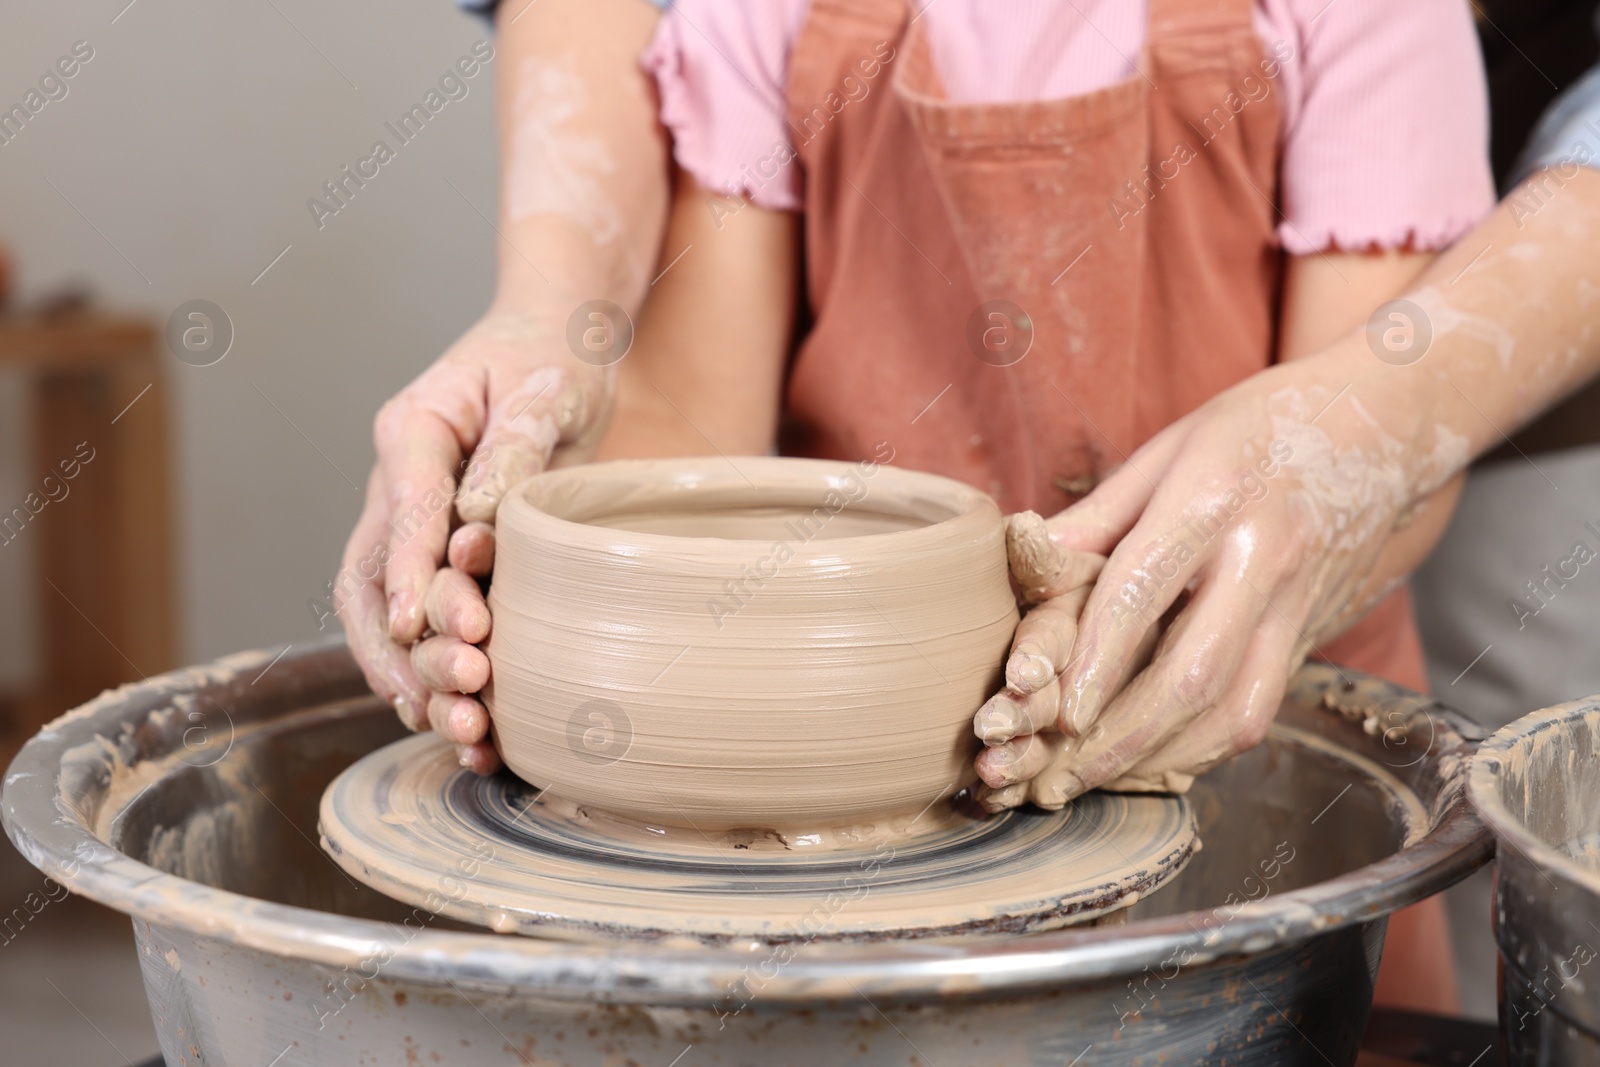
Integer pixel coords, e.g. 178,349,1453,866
0,311,176,754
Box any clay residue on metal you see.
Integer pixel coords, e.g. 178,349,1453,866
49,650,272,833
1272,724,1429,848
1477,700,1600,864
1565,831,1600,872
1288,669,1450,843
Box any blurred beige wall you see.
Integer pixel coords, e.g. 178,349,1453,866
0,0,500,668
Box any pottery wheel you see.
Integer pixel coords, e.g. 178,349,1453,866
320,734,1198,943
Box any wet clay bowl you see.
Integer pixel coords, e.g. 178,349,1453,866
482,455,1020,834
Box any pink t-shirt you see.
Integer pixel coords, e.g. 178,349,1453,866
645,0,1495,253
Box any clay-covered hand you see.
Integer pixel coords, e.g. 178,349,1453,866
339,312,611,771
973,351,1465,808
971,513,1111,811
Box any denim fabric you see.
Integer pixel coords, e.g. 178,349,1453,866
1515,61,1600,180
458,0,669,20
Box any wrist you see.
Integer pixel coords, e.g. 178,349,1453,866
1313,329,1468,499
489,218,652,321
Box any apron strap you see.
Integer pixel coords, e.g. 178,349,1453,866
788,0,910,136
802,0,905,36
1148,0,1255,42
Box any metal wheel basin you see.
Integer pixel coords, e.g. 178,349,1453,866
4,639,1490,1066
1469,696,1600,1066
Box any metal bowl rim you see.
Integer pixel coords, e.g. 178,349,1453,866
1466,697,1600,899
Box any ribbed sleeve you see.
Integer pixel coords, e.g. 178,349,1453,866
1273,0,1494,252
642,0,808,211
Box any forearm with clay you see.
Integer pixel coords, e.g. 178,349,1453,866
1273,166,1600,645
972,249,1446,806
1126,171,1600,786
978,168,1600,807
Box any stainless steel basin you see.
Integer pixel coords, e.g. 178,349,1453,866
4,639,1489,1066
1469,696,1600,1065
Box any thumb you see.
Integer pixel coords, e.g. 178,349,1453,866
1039,415,1194,555
1005,511,1105,605
455,365,607,523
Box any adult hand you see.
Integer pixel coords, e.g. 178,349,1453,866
339,312,612,772
331,0,668,771
973,346,1465,809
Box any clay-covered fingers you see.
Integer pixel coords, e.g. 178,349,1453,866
1047,580,1271,802
974,523,1100,750
974,535,1097,748
975,730,1068,791
1054,501,1221,736
457,743,501,775
339,467,429,730
448,522,496,576
417,567,491,766
1004,586,1094,696
374,379,483,644
975,679,1061,745
455,365,607,524
425,567,491,644
348,578,428,731
411,635,491,695
1004,511,1106,606
1110,614,1303,793
426,691,501,774
975,595,1080,746
977,781,1028,814
427,691,491,745
978,732,1081,812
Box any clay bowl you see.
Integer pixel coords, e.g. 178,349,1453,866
482,456,1020,833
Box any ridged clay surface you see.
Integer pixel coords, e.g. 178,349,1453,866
483,456,1021,833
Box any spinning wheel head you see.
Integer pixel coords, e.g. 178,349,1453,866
320,734,1199,943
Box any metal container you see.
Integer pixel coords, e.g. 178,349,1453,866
1469,697,1600,1065
5,640,1489,1067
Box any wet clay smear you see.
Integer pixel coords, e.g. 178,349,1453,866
1563,831,1600,872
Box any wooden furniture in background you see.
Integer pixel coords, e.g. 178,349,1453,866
0,313,176,767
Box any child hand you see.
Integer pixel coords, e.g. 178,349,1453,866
971,513,1118,810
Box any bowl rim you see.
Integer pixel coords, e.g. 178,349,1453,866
496,455,1003,558
2,638,1491,1005
1466,697,1600,899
